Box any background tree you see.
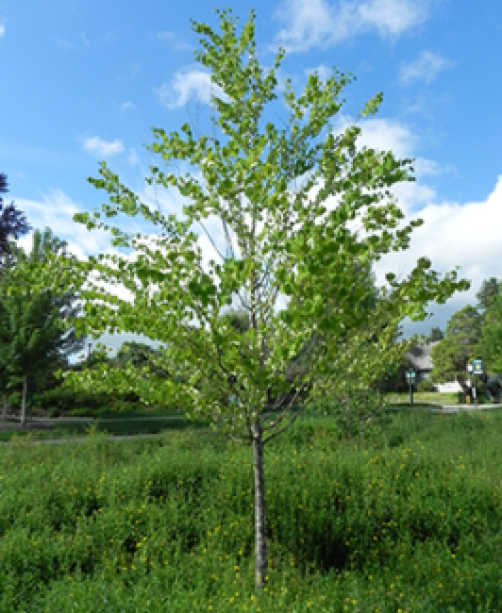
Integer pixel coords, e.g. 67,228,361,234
429,305,483,395
109,340,176,407
0,228,86,423
112,340,163,370
475,277,502,321
428,326,444,343
0,174,33,415
0,272,64,425
472,291,502,385
3,8,470,591
0,173,32,277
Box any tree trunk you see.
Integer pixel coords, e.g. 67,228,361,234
2,394,8,419
252,419,268,591
20,373,27,426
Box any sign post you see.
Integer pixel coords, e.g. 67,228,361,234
467,363,473,406
467,359,484,407
405,370,416,406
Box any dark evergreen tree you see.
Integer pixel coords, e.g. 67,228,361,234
0,173,32,276
428,326,444,342
475,277,502,318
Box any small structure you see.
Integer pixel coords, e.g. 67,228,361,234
404,341,468,392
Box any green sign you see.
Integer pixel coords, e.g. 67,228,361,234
472,359,483,374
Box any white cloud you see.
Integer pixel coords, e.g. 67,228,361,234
80,33,89,46
0,22,5,39
128,148,139,167
82,136,124,157
271,0,433,53
411,158,455,177
398,50,456,86
121,101,135,112
155,30,192,50
293,113,502,338
303,63,333,83
153,66,230,110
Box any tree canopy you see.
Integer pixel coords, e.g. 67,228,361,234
475,277,502,318
0,7,471,590
0,227,86,423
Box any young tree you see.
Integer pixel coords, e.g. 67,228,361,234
0,275,63,425
0,228,86,424
219,240,390,408
2,8,471,590
0,175,33,414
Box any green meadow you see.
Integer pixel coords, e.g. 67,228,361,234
0,400,501,612
0,391,468,445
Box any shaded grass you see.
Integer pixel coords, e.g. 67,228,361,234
0,417,206,443
0,403,501,611
383,391,461,406
0,407,290,443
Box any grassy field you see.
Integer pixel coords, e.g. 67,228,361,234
0,390,492,444
0,402,501,611
0,407,287,443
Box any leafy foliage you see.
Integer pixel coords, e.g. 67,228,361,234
0,7,471,589
0,228,86,421
416,379,437,393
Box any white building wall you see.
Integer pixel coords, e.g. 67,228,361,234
434,380,470,393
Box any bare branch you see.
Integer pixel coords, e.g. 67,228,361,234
261,380,311,433
262,404,305,446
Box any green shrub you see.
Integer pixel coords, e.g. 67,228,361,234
416,379,437,393
33,387,116,416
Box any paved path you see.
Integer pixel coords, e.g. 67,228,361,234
429,404,502,414
1,404,501,447
0,432,167,446
1,415,184,423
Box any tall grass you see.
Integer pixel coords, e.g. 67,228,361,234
0,404,500,611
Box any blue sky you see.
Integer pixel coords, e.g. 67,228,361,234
2,0,502,365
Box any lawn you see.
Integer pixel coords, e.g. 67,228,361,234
0,391,480,445
0,407,286,443
0,401,500,611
